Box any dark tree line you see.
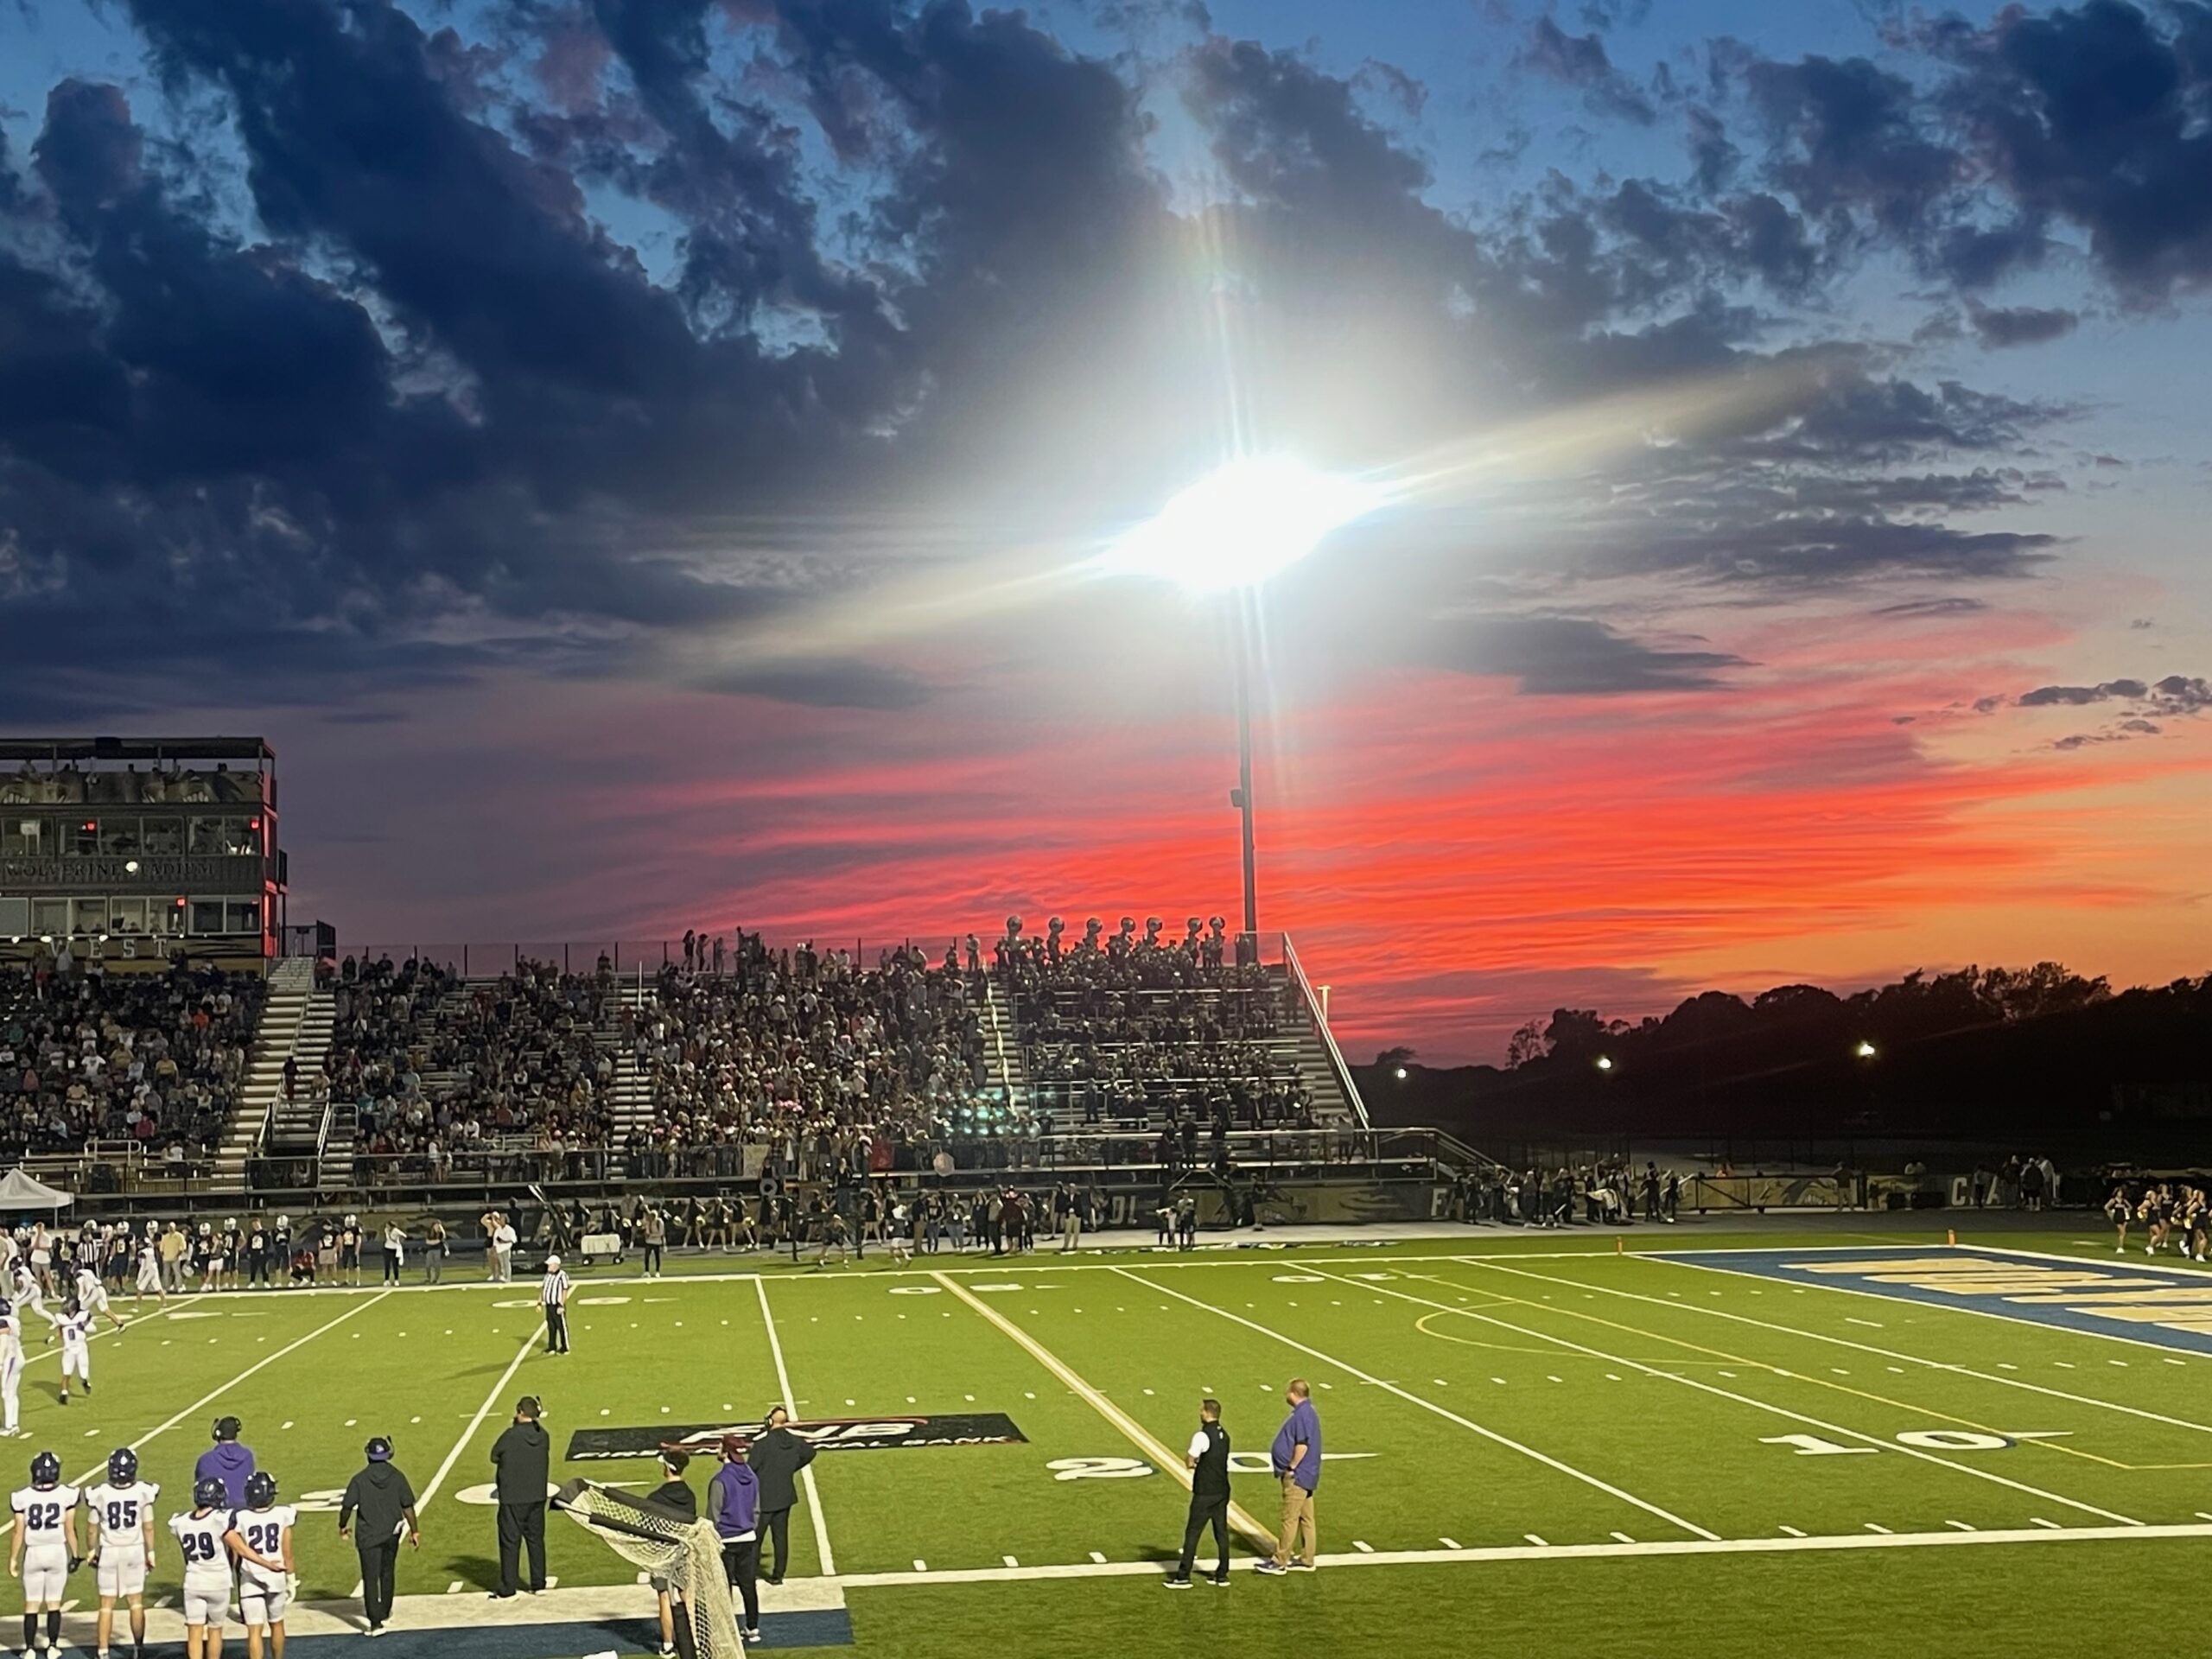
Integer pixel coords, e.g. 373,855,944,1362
1358,965,2212,1153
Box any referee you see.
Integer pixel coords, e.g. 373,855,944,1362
1164,1398,1231,1588
539,1254,572,1355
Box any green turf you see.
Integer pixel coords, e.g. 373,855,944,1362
16,1223,2212,1656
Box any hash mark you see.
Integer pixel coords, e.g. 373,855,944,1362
2030,1518,2061,1530
1522,1534,1548,1548
1609,1532,1634,1544
1943,1521,1975,1532
1778,1527,1806,1538
1864,1523,1891,1535
1352,1541,1374,1553
1439,1538,1462,1550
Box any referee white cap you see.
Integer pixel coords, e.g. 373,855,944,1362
544,1255,562,1270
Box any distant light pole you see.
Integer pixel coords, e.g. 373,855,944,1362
1102,457,1381,943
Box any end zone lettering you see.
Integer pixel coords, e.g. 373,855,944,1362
566,1412,1027,1462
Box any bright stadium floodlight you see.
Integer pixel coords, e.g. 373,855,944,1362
1855,1039,1878,1059
1099,456,1382,943
1102,456,1380,594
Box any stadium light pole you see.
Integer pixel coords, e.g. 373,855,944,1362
1100,456,1381,944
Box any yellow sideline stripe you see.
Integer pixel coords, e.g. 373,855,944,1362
930,1272,1276,1554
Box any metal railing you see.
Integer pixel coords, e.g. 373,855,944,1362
1282,933,1370,1131
263,1125,1442,1193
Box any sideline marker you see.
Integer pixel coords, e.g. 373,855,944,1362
1947,1229,1957,1247
1616,1237,1624,1255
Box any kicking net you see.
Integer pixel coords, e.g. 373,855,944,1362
553,1478,742,1659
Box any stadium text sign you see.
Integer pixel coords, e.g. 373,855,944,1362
566,1413,1027,1462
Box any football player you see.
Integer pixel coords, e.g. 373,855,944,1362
226,1471,295,1659
170,1477,237,1659
43,1298,97,1403
0,1297,22,1438
75,1264,128,1336
10,1449,79,1656
86,1445,158,1659
132,1232,166,1309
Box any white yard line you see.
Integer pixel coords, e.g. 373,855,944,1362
932,1272,1276,1552
1473,1257,2212,1441
417,1329,538,1512
1111,1266,1718,1542
756,1275,837,1577
834,1522,2212,1586
68,1289,392,1486
1327,1268,2142,1529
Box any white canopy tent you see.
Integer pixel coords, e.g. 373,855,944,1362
0,1169,73,1211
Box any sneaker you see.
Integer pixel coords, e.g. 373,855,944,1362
1209,1573,1231,1587
1289,1560,1317,1571
1163,1575,1192,1590
1254,1560,1289,1576
742,1630,761,1643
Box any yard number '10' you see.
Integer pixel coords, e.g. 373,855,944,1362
1761,1431,2016,1455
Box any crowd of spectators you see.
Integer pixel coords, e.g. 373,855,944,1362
324,954,617,1181
1448,1160,1685,1226
0,954,263,1166
623,934,997,1179
995,914,1316,1132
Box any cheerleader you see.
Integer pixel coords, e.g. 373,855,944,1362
2106,1185,2133,1254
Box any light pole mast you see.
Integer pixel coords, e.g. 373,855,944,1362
1233,628,1258,944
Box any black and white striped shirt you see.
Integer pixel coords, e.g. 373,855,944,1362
539,1271,571,1307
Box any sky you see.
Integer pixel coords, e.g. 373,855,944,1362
3,0,2211,1064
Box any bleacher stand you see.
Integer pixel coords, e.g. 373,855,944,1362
0,955,264,1166
998,915,1315,1135
624,935,999,1179
325,955,615,1182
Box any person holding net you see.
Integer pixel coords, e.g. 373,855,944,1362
554,1472,741,1659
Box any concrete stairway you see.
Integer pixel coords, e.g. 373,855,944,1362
981,976,1029,1116
212,957,330,1189
605,979,657,1138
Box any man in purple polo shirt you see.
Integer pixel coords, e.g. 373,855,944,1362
1254,1378,1320,1574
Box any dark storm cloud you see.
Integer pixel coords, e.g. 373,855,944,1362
1741,52,1956,238
2019,674,2212,713
1520,17,1656,125
1928,0,2212,301
1967,302,2080,348
1713,3,2212,304
1426,613,1745,695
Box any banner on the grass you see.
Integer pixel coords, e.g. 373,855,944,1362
566,1413,1027,1462
1656,1245,2212,1355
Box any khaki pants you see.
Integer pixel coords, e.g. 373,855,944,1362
1274,1475,1317,1566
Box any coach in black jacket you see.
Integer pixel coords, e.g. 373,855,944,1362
489,1395,552,1598
748,1407,817,1583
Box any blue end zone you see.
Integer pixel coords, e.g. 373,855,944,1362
279,1608,853,1656
1652,1245,2212,1356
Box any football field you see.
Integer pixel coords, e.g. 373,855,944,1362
22,1224,2212,1656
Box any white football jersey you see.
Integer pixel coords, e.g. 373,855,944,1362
86,1480,159,1555
230,1504,296,1586
11,1484,78,1554
168,1509,235,1584
47,1310,91,1349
